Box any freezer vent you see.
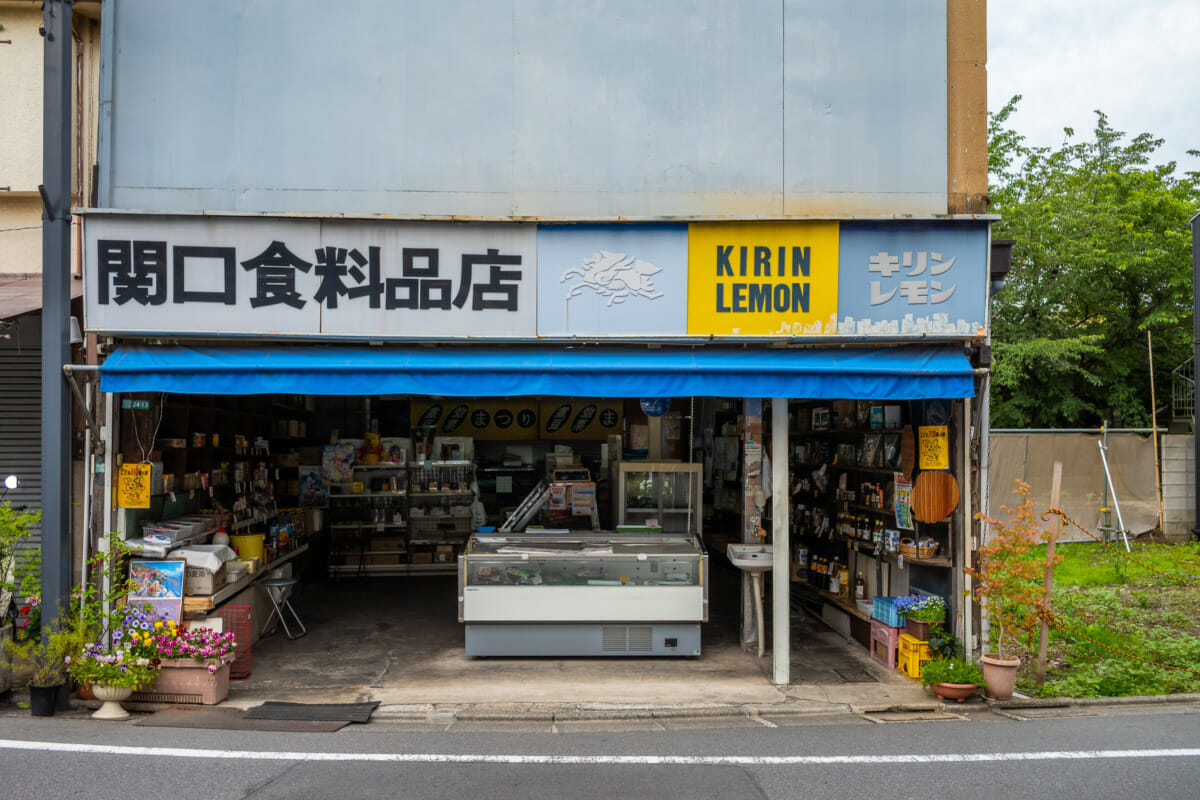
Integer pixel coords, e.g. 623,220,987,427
602,626,627,652
627,626,653,652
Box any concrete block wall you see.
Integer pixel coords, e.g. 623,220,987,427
1160,435,1195,542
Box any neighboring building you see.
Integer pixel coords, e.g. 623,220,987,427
0,1,102,577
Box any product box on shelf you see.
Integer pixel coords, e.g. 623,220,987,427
435,544,455,563
371,536,405,552
184,564,227,596
412,551,434,564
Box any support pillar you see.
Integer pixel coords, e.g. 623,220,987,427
771,398,790,686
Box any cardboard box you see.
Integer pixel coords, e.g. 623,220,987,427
412,552,434,564
371,536,406,552
225,560,252,584
435,545,454,563
184,563,227,596
274,452,300,468
364,553,400,566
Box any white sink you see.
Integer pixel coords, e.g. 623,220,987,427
727,543,773,574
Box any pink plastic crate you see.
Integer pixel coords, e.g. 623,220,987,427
870,618,901,669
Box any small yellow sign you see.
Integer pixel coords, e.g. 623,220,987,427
918,426,949,470
411,399,541,441
687,222,840,336
117,463,153,508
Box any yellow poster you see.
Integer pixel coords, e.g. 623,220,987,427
918,426,949,470
538,399,623,441
117,463,153,508
411,399,540,441
687,222,840,336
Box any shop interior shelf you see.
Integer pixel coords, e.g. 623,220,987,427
183,543,309,614
331,522,407,529
328,491,407,498
328,562,456,576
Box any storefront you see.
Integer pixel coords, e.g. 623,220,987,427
83,212,989,686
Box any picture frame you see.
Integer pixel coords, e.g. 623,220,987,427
128,559,186,623
811,406,830,431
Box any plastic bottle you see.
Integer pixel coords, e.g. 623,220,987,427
839,567,851,600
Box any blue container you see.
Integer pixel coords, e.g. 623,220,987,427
872,596,904,628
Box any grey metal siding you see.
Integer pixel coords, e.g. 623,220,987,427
0,314,43,586
101,0,948,218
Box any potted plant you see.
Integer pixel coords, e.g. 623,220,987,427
920,657,986,702
968,480,1062,699
1,499,40,695
4,617,72,716
893,594,946,641
67,641,158,720
131,618,238,705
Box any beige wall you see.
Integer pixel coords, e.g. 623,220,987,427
0,3,102,275
947,0,989,215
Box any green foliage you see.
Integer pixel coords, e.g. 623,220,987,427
4,608,72,686
0,501,41,621
921,658,986,687
988,96,1200,427
970,480,1062,658
926,624,962,661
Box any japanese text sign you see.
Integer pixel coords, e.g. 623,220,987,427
917,426,950,470
117,463,153,508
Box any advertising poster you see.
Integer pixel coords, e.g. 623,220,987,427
128,559,186,623
893,474,914,530
117,463,153,509
918,426,950,470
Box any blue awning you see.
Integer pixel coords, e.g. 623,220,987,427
98,345,975,399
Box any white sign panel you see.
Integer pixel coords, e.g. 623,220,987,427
84,216,537,339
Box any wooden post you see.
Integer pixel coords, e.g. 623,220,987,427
1036,461,1063,685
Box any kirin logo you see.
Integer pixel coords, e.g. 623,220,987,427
561,251,664,306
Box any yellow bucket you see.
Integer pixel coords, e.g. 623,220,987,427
229,533,265,562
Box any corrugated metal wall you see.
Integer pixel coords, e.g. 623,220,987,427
0,313,43,593
99,0,949,218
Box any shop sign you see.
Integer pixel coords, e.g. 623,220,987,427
917,425,950,470
686,222,840,336
538,399,623,440
84,216,537,339
117,463,153,508
411,399,541,441
536,224,688,337
837,222,987,336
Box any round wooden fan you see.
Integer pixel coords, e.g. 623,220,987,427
911,470,960,524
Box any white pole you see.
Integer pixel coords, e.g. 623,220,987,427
771,398,790,686
1097,440,1131,551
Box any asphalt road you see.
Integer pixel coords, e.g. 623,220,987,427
1,704,1197,799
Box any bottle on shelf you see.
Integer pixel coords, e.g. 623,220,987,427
838,566,850,601
854,571,866,601
828,556,840,594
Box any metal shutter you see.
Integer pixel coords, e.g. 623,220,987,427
0,313,43,603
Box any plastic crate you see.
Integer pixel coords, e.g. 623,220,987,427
869,619,901,669
872,596,904,628
898,633,932,681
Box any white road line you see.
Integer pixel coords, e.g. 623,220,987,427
1,740,1199,765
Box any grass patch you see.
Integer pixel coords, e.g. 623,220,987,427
1005,540,1200,698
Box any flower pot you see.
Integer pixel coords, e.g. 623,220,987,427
131,656,233,705
76,681,96,701
931,682,977,702
904,618,938,641
980,653,1021,700
91,684,134,721
29,684,59,717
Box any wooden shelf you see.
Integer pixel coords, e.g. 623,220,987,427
183,543,309,613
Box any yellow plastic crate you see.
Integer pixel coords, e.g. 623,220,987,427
898,633,932,681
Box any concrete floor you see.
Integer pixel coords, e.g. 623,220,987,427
228,560,930,717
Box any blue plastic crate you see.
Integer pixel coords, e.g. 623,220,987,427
872,596,904,628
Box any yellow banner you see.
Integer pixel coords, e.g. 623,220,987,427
538,399,623,440
117,463,153,508
687,222,839,336
412,399,541,441
918,426,950,470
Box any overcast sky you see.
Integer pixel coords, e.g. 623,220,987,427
988,0,1200,173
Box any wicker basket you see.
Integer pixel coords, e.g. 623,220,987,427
898,538,918,558
917,539,939,558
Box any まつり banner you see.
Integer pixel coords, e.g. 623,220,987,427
687,222,839,336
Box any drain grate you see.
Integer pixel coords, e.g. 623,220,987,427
833,668,878,683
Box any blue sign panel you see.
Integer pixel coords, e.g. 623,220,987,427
536,224,688,337
837,222,988,337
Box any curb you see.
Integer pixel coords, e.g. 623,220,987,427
990,693,1200,710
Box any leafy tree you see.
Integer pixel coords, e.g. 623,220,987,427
987,97,1200,427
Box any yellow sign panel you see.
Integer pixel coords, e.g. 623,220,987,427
411,399,541,441
687,222,840,336
117,463,153,508
918,426,949,470
538,399,623,441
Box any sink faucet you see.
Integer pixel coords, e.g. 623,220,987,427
752,523,767,543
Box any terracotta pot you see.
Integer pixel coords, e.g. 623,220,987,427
980,653,1021,700
931,682,977,702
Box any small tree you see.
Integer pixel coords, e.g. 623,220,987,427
1,501,41,623
968,480,1062,659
